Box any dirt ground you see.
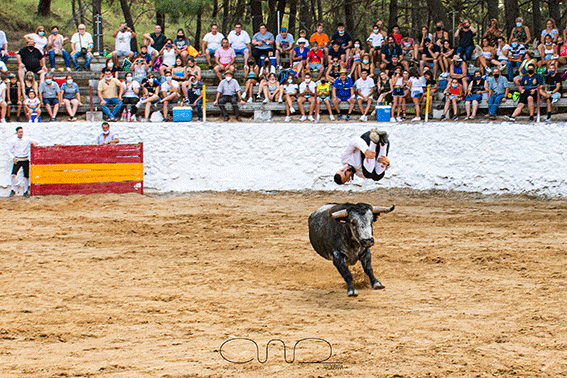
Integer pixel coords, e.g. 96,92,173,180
1,189,567,377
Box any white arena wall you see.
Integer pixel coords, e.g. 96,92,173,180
2,121,566,197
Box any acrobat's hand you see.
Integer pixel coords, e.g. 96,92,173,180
364,149,376,159
377,155,390,167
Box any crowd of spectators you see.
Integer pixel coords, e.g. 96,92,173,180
1,16,566,123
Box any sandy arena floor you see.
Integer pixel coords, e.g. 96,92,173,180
1,189,567,377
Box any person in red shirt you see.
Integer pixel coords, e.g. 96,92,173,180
390,25,402,44
306,42,324,80
440,78,463,120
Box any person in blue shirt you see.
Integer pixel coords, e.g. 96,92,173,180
332,69,356,120
507,62,543,122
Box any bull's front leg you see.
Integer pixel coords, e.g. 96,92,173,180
332,251,357,296
361,248,385,289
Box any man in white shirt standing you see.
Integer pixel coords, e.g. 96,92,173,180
70,24,93,71
227,23,252,65
355,68,375,121
334,129,390,185
202,24,225,70
8,126,37,197
96,122,120,145
0,29,9,64
112,22,136,67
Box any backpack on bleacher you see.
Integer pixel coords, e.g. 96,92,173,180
279,70,289,84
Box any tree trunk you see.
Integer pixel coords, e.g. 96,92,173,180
78,0,85,25
119,0,138,52
267,0,278,33
411,0,420,39
156,10,166,31
72,0,80,27
288,1,297,36
234,0,246,21
37,0,52,16
547,0,561,25
486,0,498,21
277,0,287,29
503,0,519,36
316,0,323,26
298,0,312,32
345,1,355,34
388,0,398,31
92,0,103,53
532,0,542,38
212,0,218,18
221,0,230,35
426,0,450,32
195,7,203,49
250,0,263,32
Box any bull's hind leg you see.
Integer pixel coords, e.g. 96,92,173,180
332,251,357,296
361,248,385,290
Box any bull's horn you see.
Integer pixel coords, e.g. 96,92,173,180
372,205,395,214
330,209,348,219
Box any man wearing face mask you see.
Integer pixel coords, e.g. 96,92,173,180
213,70,245,122
112,22,136,67
507,63,543,122
486,67,509,120
509,17,531,46
380,36,403,71
98,68,124,122
96,122,119,145
454,20,477,61
334,129,390,185
38,73,60,122
506,38,526,81
17,40,47,84
70,24,93,71
541,63,562,122
331,23,353,60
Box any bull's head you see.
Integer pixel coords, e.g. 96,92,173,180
331,204,395,248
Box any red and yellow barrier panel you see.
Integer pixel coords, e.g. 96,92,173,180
30,144,143,196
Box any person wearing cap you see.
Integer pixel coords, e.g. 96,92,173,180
8,126,37,197
251,24,275,65
16,39,47,84
228,23,252,64
275,27,294,69
291,37,310,79
334,129,390,185
332,69,356,121
96,122,119,145
506,62,543,122
213,70,245,121
6,74,23,122
214,38,236,81
38,73,60,122
449,54,469,89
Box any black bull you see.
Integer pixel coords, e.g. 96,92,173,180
308,202,395,296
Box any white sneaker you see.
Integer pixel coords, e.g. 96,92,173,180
66,67,72,72
498,64,506,71
440,72,450,78
284,116,291,122
290,106,296,113
307,115,315,122
411,116,421,121
329,114,335,121
241,92,247,99
247,97,253,103
299,115,307,121
315,114,320,123
278,97,283,103
0,118,6,123
262,98,269,104
360,115,368,122
50,68,55,72
390,117,396,122
396,117,402,122
485,67,492,74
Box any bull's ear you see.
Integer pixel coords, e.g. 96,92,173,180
330,209,348,223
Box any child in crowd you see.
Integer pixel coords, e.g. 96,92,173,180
389,68,405,122
24,90,41,122
408,67,425,121
314,78,333,122
282,75,298,122
440,78,463,120
242,59,259,102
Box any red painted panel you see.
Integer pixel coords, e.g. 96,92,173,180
31,181,143,196
31,144,143,165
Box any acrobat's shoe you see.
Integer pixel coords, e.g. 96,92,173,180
369,128,389,145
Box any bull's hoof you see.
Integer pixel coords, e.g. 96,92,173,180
347,289,358,297
373,281,385,290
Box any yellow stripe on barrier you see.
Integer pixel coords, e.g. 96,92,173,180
31,163,143,185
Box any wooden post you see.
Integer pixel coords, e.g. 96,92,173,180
203,85,207,122
425,85,431,122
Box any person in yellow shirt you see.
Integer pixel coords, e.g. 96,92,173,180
314,78,334,122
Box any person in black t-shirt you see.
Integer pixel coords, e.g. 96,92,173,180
419,38,441,77
454,20,477,61
384,55,404,77
16,40,47,84
328,40,346,64
541,63,563,122
331,23,353,59
380,36,403,70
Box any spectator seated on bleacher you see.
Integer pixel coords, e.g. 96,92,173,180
306,42,324,81
483,19,502,47
297,72,317,121
171,57,187,83
38,73,60,121
513,51,536,87
440,78,464,121
144,25,168,67
17,40,47,84
475,37,496,75
433,22,449,47
131,56,148,83
328,40,347,65
449,55,469,89
0,28,9,64
24,26,48,55
241,59,259,102
275,27,294,69
367,25,384,68
59,74,81,121
463,70,488,120
185,56,202,80
112,22,136,68
159,39,178,76
202,24,224,70
228,23,252,65
213,38,236,81
541,18,559,44
251,24,275,65
309,23,330,57
538,34,558,68
47,26,72,72
0,77,7,123
182,73,203,121
439,39,454,77
507,62,543,122
173,28,191,65
541,62,563,122
6,74,23,122
486,67,509,120
349,40,364,80
122,72,140,120
510,17,531,47
100,58,120,79
556,35,567,65
331,23,353,61
454,20,476,62
314,78,333,122
507,38,526,81
137,72,160,121
159,70,180,121
70,24,93,71
98,68,124,122
282,75,298,122
290,38,309,79
332,69,356,121
380,36,404,71
355,68,375,122
260,73,282,104
420,38,440,78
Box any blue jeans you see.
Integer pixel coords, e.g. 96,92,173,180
488,93,505,115
72,51,93,69
101,97,123,119
456,45,474,61
48,50,71,68
506,61,521,81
